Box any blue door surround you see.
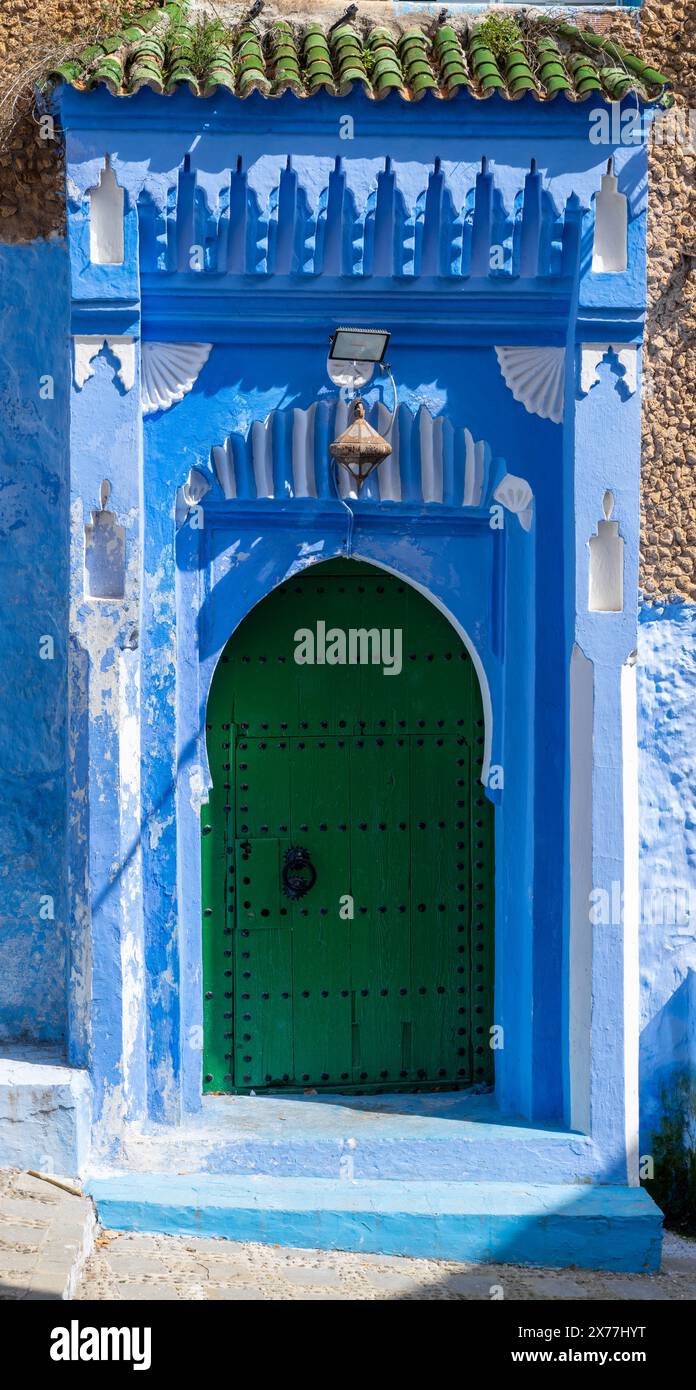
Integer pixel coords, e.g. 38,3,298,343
57,81,658,1236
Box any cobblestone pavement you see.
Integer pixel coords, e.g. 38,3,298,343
0,1169,94,1300
75,1229,696,1301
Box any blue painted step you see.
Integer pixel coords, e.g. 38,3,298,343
116,1093,605,1184
87,1175,662,1272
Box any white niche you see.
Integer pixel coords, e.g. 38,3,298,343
588,491,624,613
592,159,627,274
89,157,125,266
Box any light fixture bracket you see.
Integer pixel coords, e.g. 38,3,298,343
328,327,391,364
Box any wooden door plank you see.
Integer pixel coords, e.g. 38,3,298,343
289,736,352,1085
410,734,470,1085
234,927,294,1088
350,735,411,1083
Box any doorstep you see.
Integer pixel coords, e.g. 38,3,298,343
105,1090,603,1184
86,1173,663,1272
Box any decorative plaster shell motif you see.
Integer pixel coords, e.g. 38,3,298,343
141,342,212,414
495,347,565,426
175,466,212,527
493,473,534,532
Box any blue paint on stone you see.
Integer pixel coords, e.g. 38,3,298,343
99,1091,603,1184
0,1044,91,1175
0,242,70,1043
0,78,682,1266
87,1173,663,1272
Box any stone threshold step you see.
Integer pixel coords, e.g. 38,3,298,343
116,1092,602,1183
87,1175,663,1272
0,1047,92,1178
117,1133,599,1182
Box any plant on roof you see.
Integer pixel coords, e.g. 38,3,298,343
362,47,375,78
474,15,523,62
189,16,229,73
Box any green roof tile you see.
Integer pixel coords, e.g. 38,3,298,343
50,6,669,105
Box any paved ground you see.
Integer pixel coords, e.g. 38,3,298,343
2,1167,695,1300
0,1169,94,1300
74,1228,696,1301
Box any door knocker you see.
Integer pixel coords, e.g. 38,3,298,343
282,846,317,900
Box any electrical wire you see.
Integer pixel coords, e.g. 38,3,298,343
379,362,398,436
332,457,355,557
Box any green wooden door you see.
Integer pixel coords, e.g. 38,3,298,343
202,560,494,1094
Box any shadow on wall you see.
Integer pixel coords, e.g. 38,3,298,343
641,970,696,1231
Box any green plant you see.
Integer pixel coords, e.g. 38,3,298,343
475,15,523,61
189,17,229,73
646,1072,696,1234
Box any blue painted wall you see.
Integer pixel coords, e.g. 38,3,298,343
638,602,696,1147
150,340,550,1122
0,81,688,1179
0,241,70,1042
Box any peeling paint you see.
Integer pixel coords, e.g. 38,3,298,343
0,242,70,1043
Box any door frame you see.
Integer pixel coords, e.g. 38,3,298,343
174,500,541,1127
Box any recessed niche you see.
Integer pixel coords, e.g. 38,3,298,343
588,491,624,613
84,481,125,599
592,159,627,274
89,157,125,265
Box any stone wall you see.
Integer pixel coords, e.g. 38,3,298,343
639,2,696,602
0,0,100,240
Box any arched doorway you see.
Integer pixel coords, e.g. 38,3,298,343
202,559,494,1094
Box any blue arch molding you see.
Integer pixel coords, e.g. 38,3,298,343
61,87,653,349
174,502,534,1122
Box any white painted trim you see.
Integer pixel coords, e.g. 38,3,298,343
621,655,640,1186
73,335,135,392
211,403,491,506
89,158,125,266
493,473,534,533
580,344,638,397
569,645,594,1135
211,440,236,500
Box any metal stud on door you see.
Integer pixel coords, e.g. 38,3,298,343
202,559,494,1094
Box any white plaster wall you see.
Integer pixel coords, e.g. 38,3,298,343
637,603,696,1142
